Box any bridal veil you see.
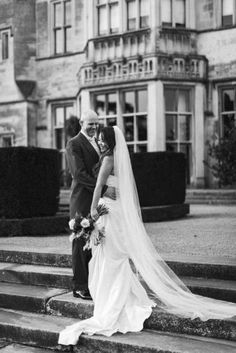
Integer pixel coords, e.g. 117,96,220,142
113,126,236,321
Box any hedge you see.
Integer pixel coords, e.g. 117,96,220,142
0,147,60,219
130,152,186,207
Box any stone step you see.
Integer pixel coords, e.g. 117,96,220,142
0,250,235,280
0,282,68,313
0,343,55,353
0,308,235,352
0,262,235,302
0,282,235,342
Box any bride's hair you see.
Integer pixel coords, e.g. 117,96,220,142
100,126,116,152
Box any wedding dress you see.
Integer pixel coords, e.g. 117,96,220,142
58,126,236,346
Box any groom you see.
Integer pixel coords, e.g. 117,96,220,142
66,109,115,300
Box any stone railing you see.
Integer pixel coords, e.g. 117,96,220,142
157,54,207,80
86,28,152,63
78,53,207,87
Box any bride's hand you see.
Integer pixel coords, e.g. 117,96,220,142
91,208,99,221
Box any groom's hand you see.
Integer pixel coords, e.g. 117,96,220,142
104,186,116,200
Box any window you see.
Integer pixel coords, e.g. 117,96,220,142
52,0,72,54
127,0,149,31
94,88,147,152
220,87,236,137
222,0,235,26
1,30,9,60
97,0,119,36
122,89,147,152
161,0,186,28
165,88,192,183
2,135,13,147
94,93,118,126
53,103,74,184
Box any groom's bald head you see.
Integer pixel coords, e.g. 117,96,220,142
80,109,99,138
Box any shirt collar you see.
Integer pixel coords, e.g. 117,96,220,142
81,130,95,142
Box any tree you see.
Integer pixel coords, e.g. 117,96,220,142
204,127,236,188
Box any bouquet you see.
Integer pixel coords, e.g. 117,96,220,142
68,204,109,250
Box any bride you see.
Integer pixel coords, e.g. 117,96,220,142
58,126,236,346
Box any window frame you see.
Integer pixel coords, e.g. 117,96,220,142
51,0,72,55
126,0,150,31
161,0,186,29
0,28,10,61
221,0,236,27
164,87,193,184
219,86,236,137
93,87,148,153
96,0,119,36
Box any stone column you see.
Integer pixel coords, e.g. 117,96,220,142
148,80,165,151
195,83,205,187
80,90,90,113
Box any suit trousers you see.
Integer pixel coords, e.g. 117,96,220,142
72,237,92,291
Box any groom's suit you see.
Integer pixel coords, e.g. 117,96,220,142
66,132,101,291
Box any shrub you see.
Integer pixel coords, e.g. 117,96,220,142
0,147,60,219
204,127,236,188
131,152,186,207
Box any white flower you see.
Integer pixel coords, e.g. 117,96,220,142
80,218,90,228
69,219,75,230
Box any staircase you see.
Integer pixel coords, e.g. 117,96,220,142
0,249,235,352
186,189,236,205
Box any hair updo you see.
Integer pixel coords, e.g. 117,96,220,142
100,126,116,152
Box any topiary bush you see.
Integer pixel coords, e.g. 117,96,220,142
131,152,186,207
0,147,60,219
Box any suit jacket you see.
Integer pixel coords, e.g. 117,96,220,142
66,132,100,218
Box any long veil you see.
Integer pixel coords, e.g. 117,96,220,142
113,126,236,321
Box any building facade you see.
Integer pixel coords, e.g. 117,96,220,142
0,0,236,187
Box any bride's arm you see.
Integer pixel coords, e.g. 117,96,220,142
90,155,114,220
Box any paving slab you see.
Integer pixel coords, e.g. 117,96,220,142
0,309,236,353
0,344,55,353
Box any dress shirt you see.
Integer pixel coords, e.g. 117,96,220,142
81,130,100,156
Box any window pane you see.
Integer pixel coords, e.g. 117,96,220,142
110,3,119,33
179,115,191,141
107,117,117,126
180,143,191,184
55,107,64,127
124,91,135,113
165,89,177,111
107,93,117,115
166,143,178,152
137,144,147,152
161,0,172,26
222,0,234,26
127,144,134,153
137,115,147,141
65,0,71,25
222,89,234,111
137,90,147,112
166,114,177,140
98,6,107,35
140,0,149,27
178,90,190,112
124,116,134,141
55,128,63,149
127,0,136,30
55,29,63,54
222,113,235,136
2,32,9,60
65,27,72,52
65,105,73,119
54,2,62,26
223,0,234,15
95,95,106,115
2,136,12,147
175,0,185,27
